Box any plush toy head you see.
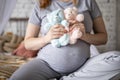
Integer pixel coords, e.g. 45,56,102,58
44,9,65,32
47,9,65,25
64,7,77,21
64,7,84,23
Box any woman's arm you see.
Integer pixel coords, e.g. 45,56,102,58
24,23,67,50
24,23,49,50
81,16,108,45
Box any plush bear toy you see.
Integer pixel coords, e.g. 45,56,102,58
44,9,70,47
64,7,84,44
44,7,84,47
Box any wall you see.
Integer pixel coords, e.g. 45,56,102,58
11,0,34,18
116,0,120,51
96,0,117,52
5,0,119,52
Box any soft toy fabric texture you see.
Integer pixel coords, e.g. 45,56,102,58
44,9,70,47
44,7,85,47
64,7,84,24
64,7,84,44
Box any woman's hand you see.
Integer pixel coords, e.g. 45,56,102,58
45,24,67,43
69,23,86,39
69,17,107,45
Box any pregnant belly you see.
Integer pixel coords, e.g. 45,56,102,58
37,40,90,73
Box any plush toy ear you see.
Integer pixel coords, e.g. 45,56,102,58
64,7,71,13
76,14,84,22
72,7,78,13
58,9,65,20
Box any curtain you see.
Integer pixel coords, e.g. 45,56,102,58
0,0,16,34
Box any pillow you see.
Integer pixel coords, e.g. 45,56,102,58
12,42,38,58
61,51,120,80
90,45,100,57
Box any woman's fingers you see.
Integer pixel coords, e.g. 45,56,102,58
50,31,65,39
52,24,67,33
52,34,64,39
46,24,67,41
52,31,65,35
70,23,85,32
52,27,66,32
69,23,86,39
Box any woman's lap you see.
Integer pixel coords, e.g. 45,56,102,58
9,58,61,80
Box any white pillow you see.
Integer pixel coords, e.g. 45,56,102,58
90,45,100,57
61,51,120,80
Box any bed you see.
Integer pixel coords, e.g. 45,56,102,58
0,46,120,80
0,18,120,80
0,52,33,80
0,17,29,80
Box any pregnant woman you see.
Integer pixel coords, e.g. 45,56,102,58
9,0,108,80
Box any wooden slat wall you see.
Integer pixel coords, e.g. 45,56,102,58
4,18,29,37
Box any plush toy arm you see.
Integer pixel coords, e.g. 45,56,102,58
76,14,84,22
59,34,70,46
51,39,61,47
51,34,70,47
61,20,69,31
70,29,82,44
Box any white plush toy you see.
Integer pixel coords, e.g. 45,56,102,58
44,7,84,47
64,7,84,44
44,9,70,47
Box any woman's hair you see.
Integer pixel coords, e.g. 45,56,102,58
39,0,77,9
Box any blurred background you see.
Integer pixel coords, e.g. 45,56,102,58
1,0,120,52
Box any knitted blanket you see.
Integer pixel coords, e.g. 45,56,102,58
0,53,32,80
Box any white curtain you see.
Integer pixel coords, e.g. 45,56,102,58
0,0,16,34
